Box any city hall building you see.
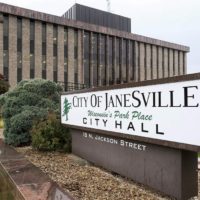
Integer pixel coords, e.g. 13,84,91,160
0,3,189,89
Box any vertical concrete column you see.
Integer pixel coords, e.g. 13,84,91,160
158,46,163,79
169,49,174,77
139,43,145,81
174,50,179,76
0,14,3,75
97,33,102,86
89,32,94,87
164,48,168,78
9,16,17,88
22,19,30,80
134,41,139,82
46,23,53,81
146,44,151,80
106,35,109,85
183,53,187,74
113,37,116,84
34,21,42,78
57,25,64,83
179,51,184,75
67,28,74,83
126,40,130,83
152,45,157,79
77,30,83,84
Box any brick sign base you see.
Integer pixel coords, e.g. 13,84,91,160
71,129,198,200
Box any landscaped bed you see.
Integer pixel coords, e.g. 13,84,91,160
15,147,179,200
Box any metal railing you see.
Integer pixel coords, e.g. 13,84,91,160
57,82,90,92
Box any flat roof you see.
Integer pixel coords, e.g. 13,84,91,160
0,2,189,52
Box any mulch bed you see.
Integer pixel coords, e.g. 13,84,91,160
15,147,179,200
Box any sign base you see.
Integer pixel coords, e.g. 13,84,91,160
72,129,198,200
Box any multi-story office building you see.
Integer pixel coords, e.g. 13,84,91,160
0,3,189,89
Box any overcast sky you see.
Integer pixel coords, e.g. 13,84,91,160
0,0,199,74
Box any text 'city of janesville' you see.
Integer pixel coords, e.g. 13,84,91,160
72,86,199,110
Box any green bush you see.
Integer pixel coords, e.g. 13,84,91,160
31,113,71,152
0,79,63,146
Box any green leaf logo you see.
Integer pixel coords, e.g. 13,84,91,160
63,98,71,121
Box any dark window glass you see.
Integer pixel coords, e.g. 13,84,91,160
42,23,46,56
64,57,67,72
3,36,8,50
122,39,127,83
30,40,34,54
92,33,98,87
30,20,35,77
74,30,78,59
3,15,8,36
64,72,68,90
3,16,9,80
84,32,90,86
3,50,9,80
74,30,78,83
130,41,134,81
64,45,68,57
30,20,35,40
17,39,22,52
109,37,113,85
116,38,120,84
64,28,67,45
53,25,57,44
53,57,57,82
100,35,106,85
42,23,46,42
17,53,22,69
42,55,46,79
42,42,46,55
53,44,57,57
17,18,22,39
30,54,35,79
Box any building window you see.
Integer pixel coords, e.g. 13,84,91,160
122,39,127,83
30,54,35,78
53,57,57,82
53,25,58,82
116,38,120,84
92,33,98,87
108,37,113,85
84,31,90,86
100,35,106,85
3,51,8,80
42,23,46,79
30,20,35,78
130,41,134,81
3,15,9,80
64,28,68,85
74,30,78,84
42,55,46,79
17,53,22,82
17,18,22,82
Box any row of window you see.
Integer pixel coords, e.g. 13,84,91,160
2,15,185,87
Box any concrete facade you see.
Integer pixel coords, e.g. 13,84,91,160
0,3,189,89
22,18,30,80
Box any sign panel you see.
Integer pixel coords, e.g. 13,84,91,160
61,79,200,147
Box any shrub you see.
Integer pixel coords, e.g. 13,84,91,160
0,79,63,146
0,74,9,95
31,113,71,152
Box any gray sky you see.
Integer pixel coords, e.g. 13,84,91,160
1,0,200,73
